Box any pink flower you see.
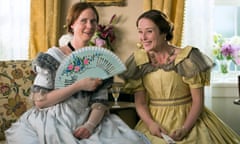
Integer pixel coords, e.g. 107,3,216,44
221,44,235,59
90,14,118,51
83,58,89,65
213,34,240,66
95,37,106,47
67,64,74,70
74,66,80,72
234,57,240,65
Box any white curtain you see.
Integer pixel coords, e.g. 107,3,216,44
182,0,215,57
0,0,30,60
182,0,215,98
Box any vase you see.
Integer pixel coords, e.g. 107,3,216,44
217,59,231,74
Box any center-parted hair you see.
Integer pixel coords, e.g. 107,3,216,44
136,9,174,41
66,2,99,34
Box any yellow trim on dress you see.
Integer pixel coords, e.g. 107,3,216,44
175,45,193,65
150,95,192,106
134,49,149,66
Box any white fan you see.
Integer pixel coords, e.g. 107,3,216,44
54,46,126,89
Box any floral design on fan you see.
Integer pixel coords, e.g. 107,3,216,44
66,53,100,74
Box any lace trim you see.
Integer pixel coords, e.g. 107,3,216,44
119,46,214,80
33,52,60,71
30,85,51,101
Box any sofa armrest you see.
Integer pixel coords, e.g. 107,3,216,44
0,60,35,140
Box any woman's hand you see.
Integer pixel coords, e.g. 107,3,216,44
169,88,203,141
170,127,188,141
148,121,167,138
73,126,91,139
75,78,102,91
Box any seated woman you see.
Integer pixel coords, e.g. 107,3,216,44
4,2,150,144
119,9,240,144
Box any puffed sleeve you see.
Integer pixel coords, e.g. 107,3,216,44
119,49,157,80
182,70,211,89
30,52,60,101
119,49,154,94
121,78,145,94
174,46,214,78
175,46,213,88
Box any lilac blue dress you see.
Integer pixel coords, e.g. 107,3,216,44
5,47,150,144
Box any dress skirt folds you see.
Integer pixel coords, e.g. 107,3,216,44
5,95,147,144
5,47,149,144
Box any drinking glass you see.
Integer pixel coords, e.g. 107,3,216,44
110,83,122,107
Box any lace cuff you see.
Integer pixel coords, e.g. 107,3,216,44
30,85,51,101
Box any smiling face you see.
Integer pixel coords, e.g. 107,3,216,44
71,8,98,44
137,18,166,52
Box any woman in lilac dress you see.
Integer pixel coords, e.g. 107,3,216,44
5,2,149,144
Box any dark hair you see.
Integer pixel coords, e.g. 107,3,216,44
136,9,174,41
66,2,99,34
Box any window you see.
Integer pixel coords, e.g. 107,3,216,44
214,6,240,37
182,0,240,83
213,4,240,73
0,0,30,60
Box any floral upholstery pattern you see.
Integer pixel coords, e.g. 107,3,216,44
0,60,35,140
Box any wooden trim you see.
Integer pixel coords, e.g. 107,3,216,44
82,0,126,6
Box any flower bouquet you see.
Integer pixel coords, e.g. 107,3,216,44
212,33,240,73
89,14,119,51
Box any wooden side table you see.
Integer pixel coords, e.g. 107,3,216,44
108,101,135,109
108,101,138,128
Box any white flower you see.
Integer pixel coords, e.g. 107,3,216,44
229,36,240,46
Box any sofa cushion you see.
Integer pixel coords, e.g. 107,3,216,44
0,60,35,140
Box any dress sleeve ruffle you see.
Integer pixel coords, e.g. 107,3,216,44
118,49,153,94
182,70,211,88
32,52,60,72
120,46,214,80
119,46,214,93
176,46,213,88
175,46,214,78
121,79,145,94
119,49,157,80
30,52,60,101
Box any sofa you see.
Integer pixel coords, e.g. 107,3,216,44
0,60,137,143
0,60,34,143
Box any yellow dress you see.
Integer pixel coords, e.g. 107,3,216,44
120,46,240,144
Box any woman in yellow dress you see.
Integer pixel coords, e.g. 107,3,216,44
120,9,240,144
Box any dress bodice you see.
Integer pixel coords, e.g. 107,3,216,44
121,46,213,95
